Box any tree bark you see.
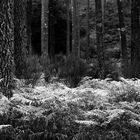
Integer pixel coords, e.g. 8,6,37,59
131,0,140,77
102,0,105,49
27,0,32,55
86,0,90,59
95,0,105,79
0,0,14,98
117,0,128,77
41,0,49,57
72,0,80,58
14,0,27,78
66,0,70,57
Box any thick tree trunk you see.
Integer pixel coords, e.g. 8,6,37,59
131,0,140,77
72,0,80,58
0,0,14,98
41,0,49,57
95,0,105,79
66,0,70,57
14,0,27,78
117,0,128,77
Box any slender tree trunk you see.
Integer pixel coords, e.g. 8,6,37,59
95,0,105,79
117,0,128,77
77,1,80,57
14,0,27,78
49,20,55,62
72,0,74,54
86,0,90,59
102,0,105,50
41,0,49,57
66,0,70,57
131,0,140,77
72,0,80,58
27,0,32,55
0,0,14,98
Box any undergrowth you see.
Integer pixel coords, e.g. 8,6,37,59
23,55,42,86
58,55,88,87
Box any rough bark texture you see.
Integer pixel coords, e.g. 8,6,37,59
72,0,80,58
14,0,27,79
95,0,105,79
0,0,14,98
131,0,140,77
41,0,49,57
117,0,128,77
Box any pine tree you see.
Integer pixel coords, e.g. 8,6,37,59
117,0,128,77
41,0,49,57
27,0,32,55
86,0,90,59
102,0,105,49
66,0,70,57
95,0,105,79
0,0,14,98
49,1,55,62
72,0,80,58
14,0,27,78
131,0,140,77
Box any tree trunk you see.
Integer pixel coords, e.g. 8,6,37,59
72,0,80,58
66,0,70,57
131,0,140,77
27,0,32,55
77,1,80,57
41,0,49,57
86,0,90,59
0,0,14,98
117,0,128,77
49,20,55,62
14,0,27,78
95,0,105,79
102,0,105,49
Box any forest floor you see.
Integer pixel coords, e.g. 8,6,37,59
1,76,140,139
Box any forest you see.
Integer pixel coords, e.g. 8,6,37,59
0,0,140,139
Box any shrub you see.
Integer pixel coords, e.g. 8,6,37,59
58,55,88,87
113,84,140,103
86,59,100,78
39,55,57,82
23,55,42,86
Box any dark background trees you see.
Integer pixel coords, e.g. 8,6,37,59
25,0,137,80
1,0,140,97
